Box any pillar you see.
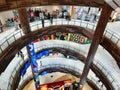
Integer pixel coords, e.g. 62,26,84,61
79,3,113,89
18,8,31,34
18,8,39,90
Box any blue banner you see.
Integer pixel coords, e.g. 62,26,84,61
28,42,40,88
21,50,51,76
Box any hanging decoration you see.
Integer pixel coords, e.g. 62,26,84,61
28,42,40,88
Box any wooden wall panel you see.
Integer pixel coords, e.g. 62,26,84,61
0,0,105,11
17,1,27,8
7,1,17,9
24,0,32,6
40,0,49,5
32,0,41,3
0,0,6,5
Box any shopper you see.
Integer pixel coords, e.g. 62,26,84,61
18,50,24,59
50,13,53,25
39,11,45,28
72,81,79,90
0,20,3,32
14,15,19,30
30,10,35,22
34,9,39,20
47,12,51,19
40,61,42,66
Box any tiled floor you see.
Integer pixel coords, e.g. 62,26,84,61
0,20,120,90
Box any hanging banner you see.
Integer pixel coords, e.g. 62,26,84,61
28,42,40,88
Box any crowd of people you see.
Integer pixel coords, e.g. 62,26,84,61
27,8,70,22
1,7,99,33
26,8,71,28
0,8,71,33
6,14,22,30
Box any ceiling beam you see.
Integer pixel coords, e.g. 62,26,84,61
0,0,105,12
79,3,113,89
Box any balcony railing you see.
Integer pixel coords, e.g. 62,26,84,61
104,28,120,46
0,19,120,55
6,40,120,90
0,30,23,54
18,64,106,90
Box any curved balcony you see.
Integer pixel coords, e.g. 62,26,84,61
18,63,104,90
0,1,119,90
4,40,120,90
0,19,120,54
7,50,107,90
18,67,99,90
0,19,120,76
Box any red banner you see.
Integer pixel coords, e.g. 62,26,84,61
40,79,72,90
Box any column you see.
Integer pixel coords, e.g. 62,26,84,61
18,8,31,34
79,3,113,89
18,8,40,90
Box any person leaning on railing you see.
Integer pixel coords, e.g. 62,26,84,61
17,50,24,60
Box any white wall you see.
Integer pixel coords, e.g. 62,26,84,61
0,11,14,24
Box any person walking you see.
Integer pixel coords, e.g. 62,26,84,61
50,13,53,25
40,61,42,66
39,11,45,28
30,10,35,22
14,15,19,30
0,20,3,32
47,12,51,19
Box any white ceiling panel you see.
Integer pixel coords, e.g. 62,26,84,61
115,7,120,13
114,0,120,7
104,0,118,9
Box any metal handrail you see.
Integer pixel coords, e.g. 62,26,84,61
104,28,120,46
0,18,120,55
18,63,105,90
0,19,97,54
6,41,120,90
0,30,23,54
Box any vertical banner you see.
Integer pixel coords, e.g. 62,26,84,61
28,42,40,88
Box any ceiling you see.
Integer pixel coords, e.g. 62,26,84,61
105,0,120,12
